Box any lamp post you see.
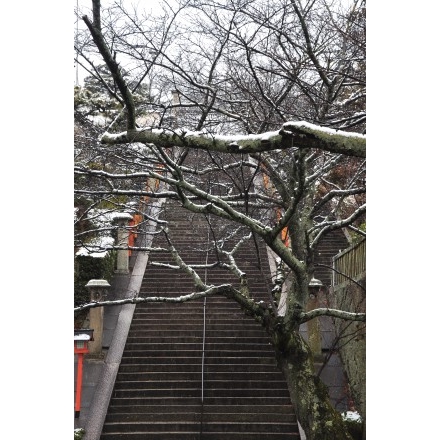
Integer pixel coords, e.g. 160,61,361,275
307,276,323,356
85,279,111,356
74,329,94,418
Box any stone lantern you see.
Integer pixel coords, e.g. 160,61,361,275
307,276,323,356
112,213,133,274
85,279,111,356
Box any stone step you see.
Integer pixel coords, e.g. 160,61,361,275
120,352,276,361
123,342,274,350
104,411,296,424
113,380,290,391
131,311,258,318
106,404,294,415
102,420,297,434
117,363,280,373
114,371,283,382
125,336,267,344
120,356,278,365
127,329,267,337
129,319,263,327
106,395,292,406
129,322,268,331
111,387,289,399
100,432,300,439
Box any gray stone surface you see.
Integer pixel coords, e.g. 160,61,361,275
79,254,150,440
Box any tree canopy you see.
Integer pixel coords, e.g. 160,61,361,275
74,1,366,438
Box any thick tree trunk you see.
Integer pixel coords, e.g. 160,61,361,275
273,329,353,440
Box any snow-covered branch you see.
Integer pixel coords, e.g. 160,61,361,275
300,307,366,323
74,284,235,312
100,121,366,158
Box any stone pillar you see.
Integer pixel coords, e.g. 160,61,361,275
307,276,323,356
113,213,133,274
171,90,180,127
85,279,111,356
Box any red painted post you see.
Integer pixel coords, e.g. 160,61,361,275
75,352,84,418
74,329,93,418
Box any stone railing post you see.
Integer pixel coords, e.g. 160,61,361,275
85,279,111,356
113,213,133,274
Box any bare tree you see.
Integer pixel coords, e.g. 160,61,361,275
75,1,366,438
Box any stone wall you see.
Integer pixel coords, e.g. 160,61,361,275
330,276,366,421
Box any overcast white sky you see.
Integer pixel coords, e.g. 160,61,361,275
75,0,168,85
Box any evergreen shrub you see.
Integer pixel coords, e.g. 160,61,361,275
74,251,116,306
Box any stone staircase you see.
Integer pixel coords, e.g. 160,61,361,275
100,193,300,439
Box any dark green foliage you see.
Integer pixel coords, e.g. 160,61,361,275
74,428,85,440
74,251,117,307
344,419,364,440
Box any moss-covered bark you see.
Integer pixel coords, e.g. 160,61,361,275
273,328,353,440
226,280,354,440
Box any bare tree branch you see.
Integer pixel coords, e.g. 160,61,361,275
100,121,366,157
300,307,365,323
